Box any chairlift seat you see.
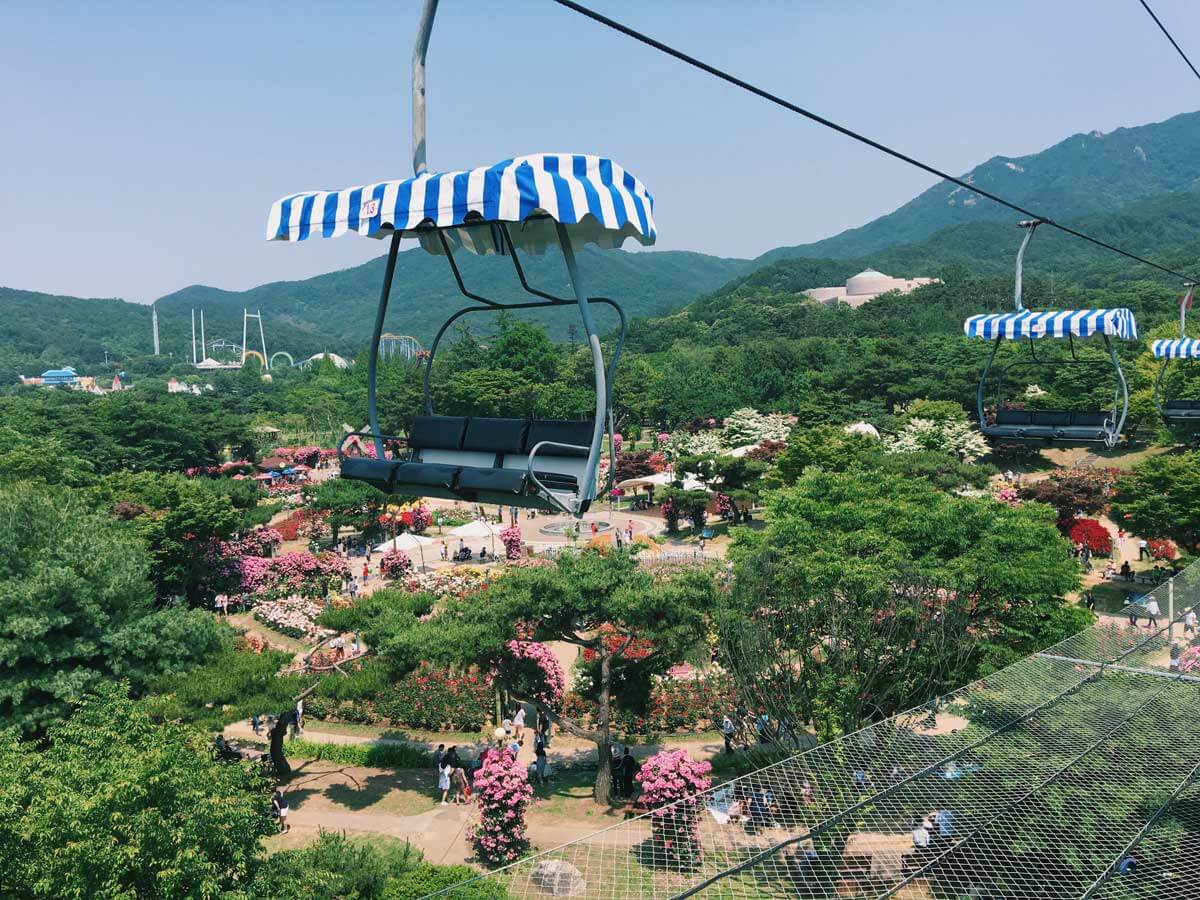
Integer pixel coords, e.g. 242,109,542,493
339,457,399,492
984,409,1111,444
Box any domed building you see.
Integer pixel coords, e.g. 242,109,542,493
806,269,937,308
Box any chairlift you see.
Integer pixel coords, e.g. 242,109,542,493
964,221,1138,449
1151,284,1200,428
265,0,654,517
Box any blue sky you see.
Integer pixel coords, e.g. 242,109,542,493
3,0,1200,302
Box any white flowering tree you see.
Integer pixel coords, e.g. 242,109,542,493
720,408,791,448
886,416,988,461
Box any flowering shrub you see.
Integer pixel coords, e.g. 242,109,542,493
561,669,736,735
498,641,565,709
720,408,791,448
380,549,413,579
1150,538,1178,561
1069,518,1113,555
241,551,349,599
636,749,712,870
253,595,332,639
715,493,732,517
612,433,624,453
661,497,680,532
886,416,987,461
582,624,655,662
238,527,283,557
184,460,257,478
1179,646,1200,673
470,750,533,866
747,439,787,462
273,445,323,467
372,667,493,730
500,526,523,560
995,487,1021,508
398,567,493,601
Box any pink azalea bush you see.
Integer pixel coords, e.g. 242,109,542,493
241,551,349,600
380,549,413,579
498,640,565,709
470,749,533,866
500,526,523,560
1179,646,1200,673
636,749,713,871
238,526,283,557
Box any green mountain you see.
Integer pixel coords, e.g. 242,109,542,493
154,245,749,355
759,109,1200,264
0,247,748,376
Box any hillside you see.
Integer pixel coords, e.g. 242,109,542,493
155,245,749,353
759,109,1200,264
0,247,747,375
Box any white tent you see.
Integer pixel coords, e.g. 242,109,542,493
448,520,503,557
617,471,706,492
373,532,435,570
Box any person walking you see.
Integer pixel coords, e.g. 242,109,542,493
1186,608,1197,637
534,743,548,784
722,714,736,753
537,709,552,748
1145,596,1161,629
620,748,638,800
361,561,369,583
348,578,358,600
272,789,290,833
512,705,526,739
438,763,452,805
433,743,445,773
250,713,261,736
1139,539,1150,560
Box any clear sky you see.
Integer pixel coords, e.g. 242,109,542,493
3,0,1200,303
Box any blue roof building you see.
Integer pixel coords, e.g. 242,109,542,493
40,366,78,386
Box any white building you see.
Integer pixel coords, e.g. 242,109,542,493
806,269,937,309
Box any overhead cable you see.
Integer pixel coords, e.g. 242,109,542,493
551,0,1200,285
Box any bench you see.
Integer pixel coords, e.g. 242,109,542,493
1163,399,1200,421
984,409,1112,444
341,416,596,512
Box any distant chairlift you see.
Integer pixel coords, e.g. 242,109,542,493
1151,284,1200,429
964,220,1139,448
265,1,652,517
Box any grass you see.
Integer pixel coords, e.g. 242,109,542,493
285,738,430,769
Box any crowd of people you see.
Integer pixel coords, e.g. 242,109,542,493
432,706,556,805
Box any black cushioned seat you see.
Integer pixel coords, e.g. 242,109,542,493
532,471,579,491
408,415,467,450
525,419,594,456
462,418,528,455
340,458,398,491
457,467,528,494
393,462,460,489
994,409,1032,426
1165,399,1200,412
985,408,1112,444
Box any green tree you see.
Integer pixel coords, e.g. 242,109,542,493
0,425,95,488
0,484,156,735
1112,452,1200,550
0,682,273,899
723,470,1083,737
388,551,717,803
305,477,386,544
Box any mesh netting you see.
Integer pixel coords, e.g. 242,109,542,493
428,564,1200,900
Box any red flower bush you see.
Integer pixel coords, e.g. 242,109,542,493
470,749,533,866
1069,518,1112,555
636,749,712,870
1149,538,1178,561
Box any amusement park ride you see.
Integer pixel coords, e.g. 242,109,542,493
181,306,425,372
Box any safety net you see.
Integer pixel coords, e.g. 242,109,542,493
429,562,1200,900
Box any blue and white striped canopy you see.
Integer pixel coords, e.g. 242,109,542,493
266,153,655,256
963,308,1138,341
1152,338,1200,358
